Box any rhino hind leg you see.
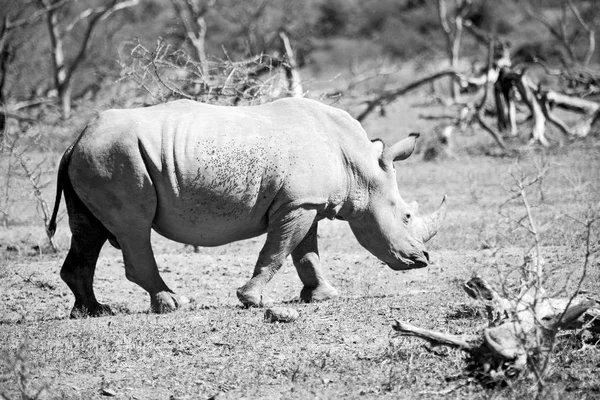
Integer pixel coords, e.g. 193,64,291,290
291,221,339,303
62,238,114,318
237,208,318,307
114,228,189,314
61,192,112,318
108,218,188,313
82,180,187,314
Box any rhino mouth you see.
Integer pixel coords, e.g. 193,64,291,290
387,251,429,270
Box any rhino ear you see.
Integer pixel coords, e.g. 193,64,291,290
371,139,385,157
384,133,419,163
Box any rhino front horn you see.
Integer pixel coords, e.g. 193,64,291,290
415,195,448,243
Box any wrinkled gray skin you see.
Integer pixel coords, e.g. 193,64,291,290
48,98,447,317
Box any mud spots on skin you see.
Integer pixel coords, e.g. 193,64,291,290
174,138,285,222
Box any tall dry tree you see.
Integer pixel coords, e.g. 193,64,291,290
525,0,597,69
37,0,139,119
436,0,471,101
0,0,71,132
170,0,215,75
524,0,599,95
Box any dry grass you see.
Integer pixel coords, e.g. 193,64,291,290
0,95,599,399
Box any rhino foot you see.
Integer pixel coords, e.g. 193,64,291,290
300,284,339,303
236,287,273,308
151,291,190,313
70,303,114,319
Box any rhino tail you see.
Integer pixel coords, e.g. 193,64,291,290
47,142,76,238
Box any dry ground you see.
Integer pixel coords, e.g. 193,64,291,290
1,97,599,399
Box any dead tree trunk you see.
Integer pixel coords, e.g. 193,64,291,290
393,275,600,380
1,1,71,131
44,4,70,117
39,0,139,119
494,75,517,137
437,0,471,102
526,0,596,69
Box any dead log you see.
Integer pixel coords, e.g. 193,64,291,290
392,275,600,379
392,320,481,350
542,90,600,137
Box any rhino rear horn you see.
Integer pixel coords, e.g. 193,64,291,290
418,195,448,243
384,133,419,163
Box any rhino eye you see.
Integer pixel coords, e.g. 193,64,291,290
404,213,411,223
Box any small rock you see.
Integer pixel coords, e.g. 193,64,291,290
101,388,117,397
264,307,299,323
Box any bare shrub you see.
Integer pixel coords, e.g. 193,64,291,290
392,156,599,395
0,122,57,251
37,0,140,119
492,158,598,391
118,38,300,107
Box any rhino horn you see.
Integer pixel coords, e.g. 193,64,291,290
413,195,448,243
384,133,419,163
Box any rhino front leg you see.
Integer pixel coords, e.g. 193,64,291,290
291,221,339,303
237,208,317,307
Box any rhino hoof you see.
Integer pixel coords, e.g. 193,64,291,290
70,303,114,319
236,288,273,308
240,297,274,309
151,291,187,313
300,285,340,303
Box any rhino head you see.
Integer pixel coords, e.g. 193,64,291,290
347,133,447,270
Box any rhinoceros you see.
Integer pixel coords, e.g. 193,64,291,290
48,98,447,317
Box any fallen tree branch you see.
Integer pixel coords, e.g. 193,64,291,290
543,90,600,138
393,320,481,349
354,54,598,151
355,69,478,122
543,90,600,114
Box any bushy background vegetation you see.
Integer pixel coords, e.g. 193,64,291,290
2,0,598,114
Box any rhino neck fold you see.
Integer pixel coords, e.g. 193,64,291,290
336,159,371,222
